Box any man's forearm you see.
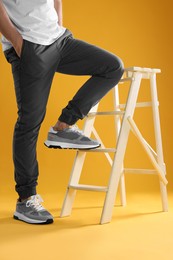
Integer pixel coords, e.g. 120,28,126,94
54,0,63,26
0,0,22,45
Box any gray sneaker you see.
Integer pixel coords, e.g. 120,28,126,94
44,125,101,150
13,195,53,224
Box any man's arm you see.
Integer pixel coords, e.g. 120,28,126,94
0,0,23,57
54,0,63,26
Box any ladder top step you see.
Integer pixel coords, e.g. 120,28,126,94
125,67,161,73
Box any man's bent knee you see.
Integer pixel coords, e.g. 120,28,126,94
103,54,124,80
106,56,124,81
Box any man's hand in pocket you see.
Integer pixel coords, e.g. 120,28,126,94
12,34,23,58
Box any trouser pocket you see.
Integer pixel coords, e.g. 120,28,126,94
3,39,27,63
4,47,17,63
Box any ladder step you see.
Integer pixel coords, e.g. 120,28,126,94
118,101,159,109
69,184,108,192
119,77,134,83
87,111,124,117
124,67,161,73
124,168,158,175
78,148,116,153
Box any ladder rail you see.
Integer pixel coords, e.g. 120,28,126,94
113,85,126,206
100,71,143,224
150,73,168,211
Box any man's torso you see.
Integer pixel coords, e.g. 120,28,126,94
1,0,66,51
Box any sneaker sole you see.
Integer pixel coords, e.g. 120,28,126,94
13,212,53,225
44,140,101,150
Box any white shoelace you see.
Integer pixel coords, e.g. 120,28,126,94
50,124,83,134
26,195,45,212
69,124,83,134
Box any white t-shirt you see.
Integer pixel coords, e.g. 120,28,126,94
1,0,66,51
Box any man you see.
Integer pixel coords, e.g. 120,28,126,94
0,0,124,224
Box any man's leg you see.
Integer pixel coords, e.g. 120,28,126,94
3,36,63,223
54,33,124,128
4,43,58,199
44,31,123,150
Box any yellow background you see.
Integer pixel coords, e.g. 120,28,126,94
0,1,173,259
0,0,172,196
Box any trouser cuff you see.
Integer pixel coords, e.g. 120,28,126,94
17,186,37,200
58,103,84,125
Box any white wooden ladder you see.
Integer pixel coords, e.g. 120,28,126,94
60,67,168,224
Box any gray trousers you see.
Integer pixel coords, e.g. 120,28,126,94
4,28,124,199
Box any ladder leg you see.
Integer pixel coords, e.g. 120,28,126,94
119,173,126,205
100,72,142,224
159,184,168,211
150,73,168,211
113,85,126,206
60,104,99,217
60,151,86,217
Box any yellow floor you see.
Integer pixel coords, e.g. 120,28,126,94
0,191,172,260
